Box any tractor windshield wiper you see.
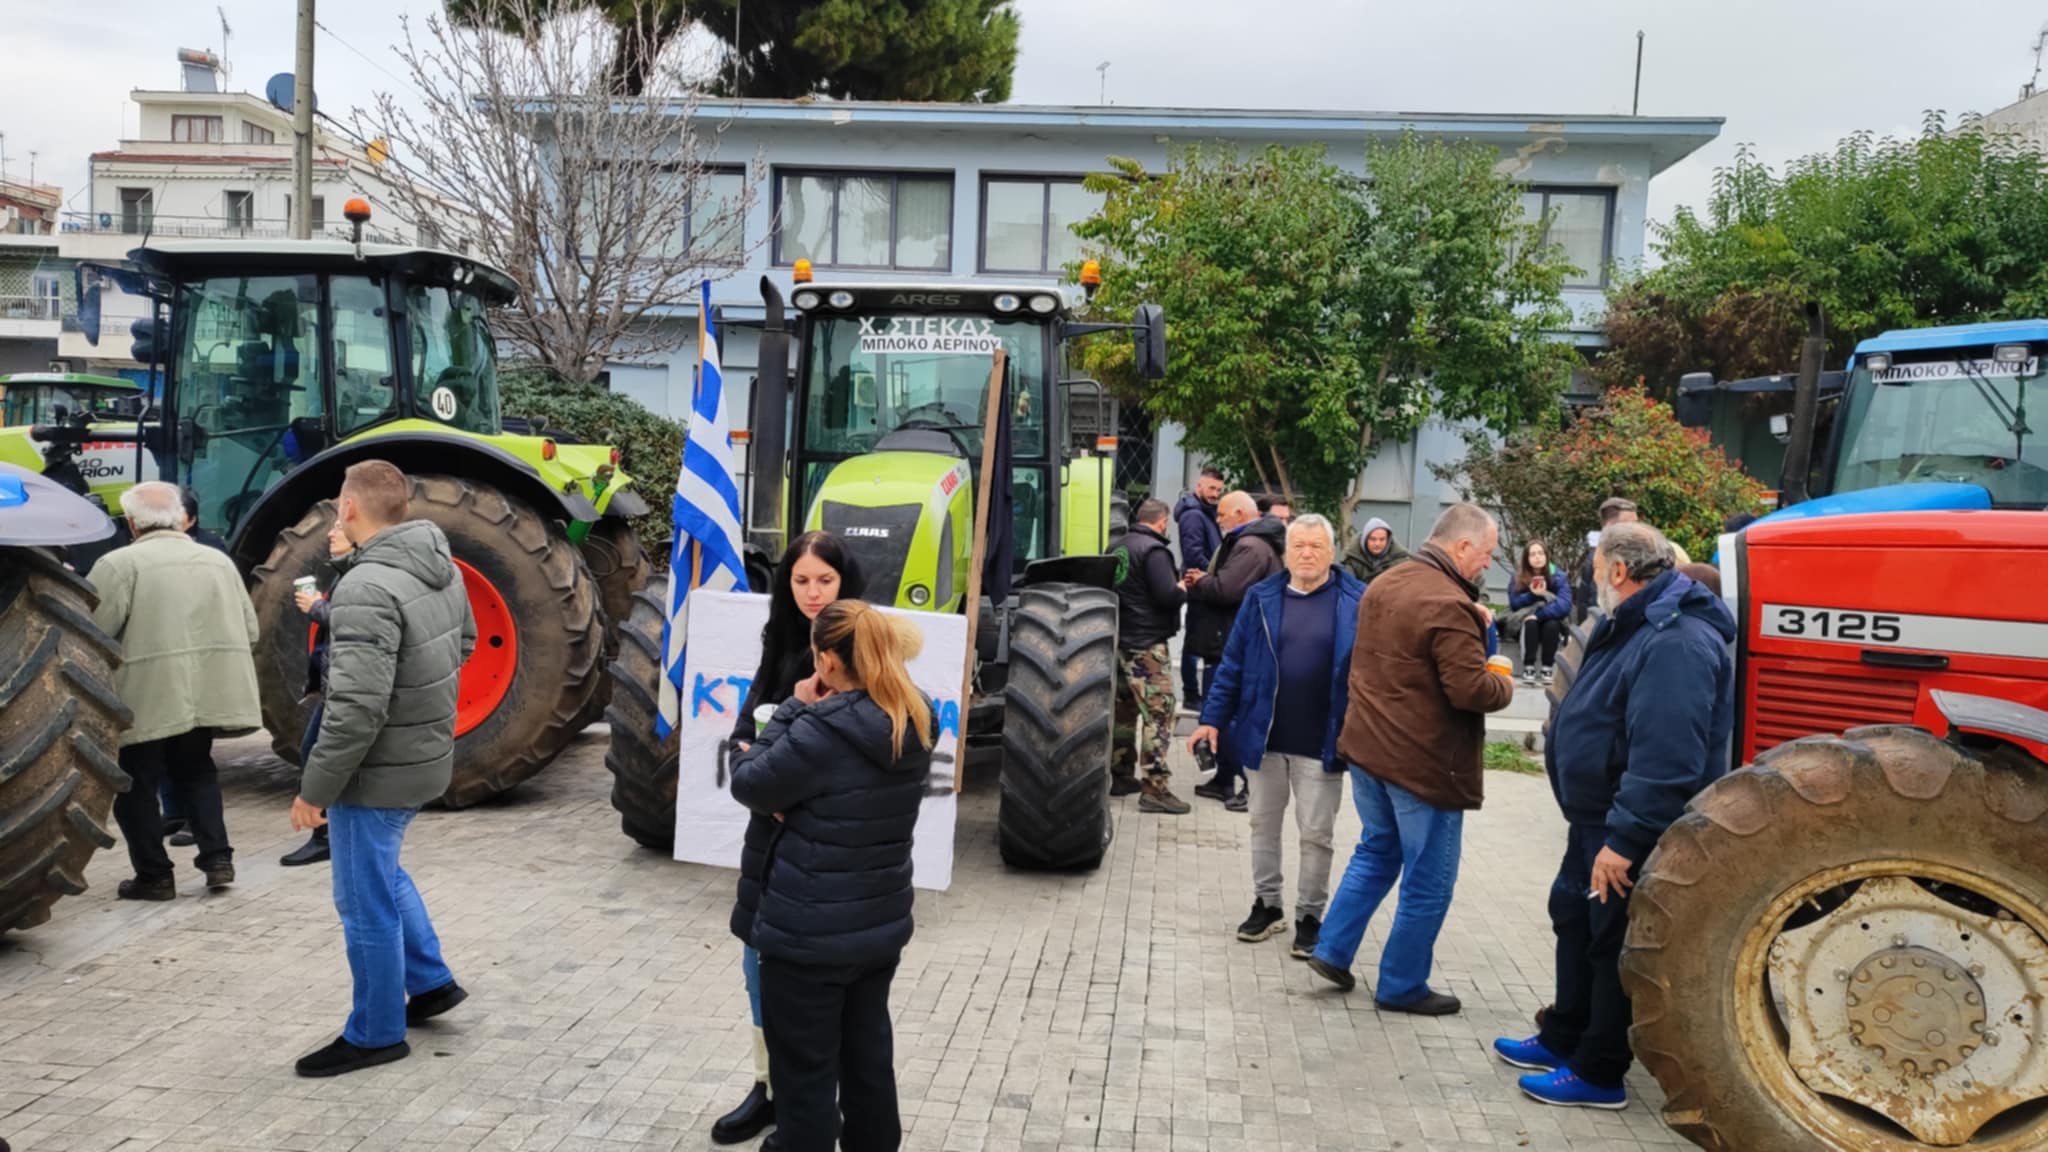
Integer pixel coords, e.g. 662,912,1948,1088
1952,361,2032,461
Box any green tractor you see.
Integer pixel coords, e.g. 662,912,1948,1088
605,273,1163,870
0,235,649,806
0,462,130,934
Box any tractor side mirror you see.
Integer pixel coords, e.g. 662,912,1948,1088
1674,372,1714,428
1133,303,1166,381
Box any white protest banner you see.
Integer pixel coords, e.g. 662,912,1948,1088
672,588,961,891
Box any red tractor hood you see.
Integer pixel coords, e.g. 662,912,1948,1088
1735,510,2048,762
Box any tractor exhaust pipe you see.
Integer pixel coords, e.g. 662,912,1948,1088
750,275,791,557
1779,302,1826,507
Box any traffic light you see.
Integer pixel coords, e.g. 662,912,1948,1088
129,315,164,365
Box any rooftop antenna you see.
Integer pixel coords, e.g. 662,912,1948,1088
219,7,234,82
0,132,8,187
1631,30,1645,115
1096,60,1111,105
2029,21,2048,97
28,151,36,187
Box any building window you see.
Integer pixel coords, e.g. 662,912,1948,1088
688,169,747,264
1519,187,1613,289
243,122,276,145
119,188,154,234
774,169,951,270
172,115,224,144
287,195,327,232
31,273,61,320
980,176,1103,275
224,190,255,232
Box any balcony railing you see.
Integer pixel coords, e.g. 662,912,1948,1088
0,295,60,322
62,212,408,244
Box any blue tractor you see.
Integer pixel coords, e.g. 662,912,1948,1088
0,463,132,934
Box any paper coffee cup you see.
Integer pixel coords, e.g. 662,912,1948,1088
294,576,319,597
1486,655,1515,678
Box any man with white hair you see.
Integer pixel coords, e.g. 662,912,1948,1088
88,481,261,901
1191,514,1365,957
1307,502,1517,1014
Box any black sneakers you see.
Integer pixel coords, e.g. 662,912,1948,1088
405,981,469,1027
1236,898,1286,942
295,1036,410,1078
1289,915,1321,960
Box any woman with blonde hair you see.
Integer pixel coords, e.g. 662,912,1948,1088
730,599,934,1152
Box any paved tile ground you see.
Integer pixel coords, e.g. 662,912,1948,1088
1,727,1690,1152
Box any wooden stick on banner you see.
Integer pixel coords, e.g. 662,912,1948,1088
955,348,1007,794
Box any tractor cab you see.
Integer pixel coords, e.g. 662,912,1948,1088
0,373,145,428
1820,322,2047,508
74,238,514,540
763,275,1161,612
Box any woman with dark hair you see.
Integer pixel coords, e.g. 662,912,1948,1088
732,599,933,1152
1508,540,1573,684
713,531,864,1149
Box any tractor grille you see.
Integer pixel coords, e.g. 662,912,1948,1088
1753,665,1919,753
819,501,922,604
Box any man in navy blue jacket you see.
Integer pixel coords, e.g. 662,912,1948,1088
1173,468,1225,702
1190,515,1366,960
1494,522,1734,1111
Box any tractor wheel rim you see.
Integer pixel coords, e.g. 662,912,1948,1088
455,558,517,737
1736,859,2048,1149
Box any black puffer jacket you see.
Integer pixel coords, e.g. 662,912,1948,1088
729,690,932,968
1115,523,1185,650
728,642,812,941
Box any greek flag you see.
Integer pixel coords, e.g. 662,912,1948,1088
657,281,750,738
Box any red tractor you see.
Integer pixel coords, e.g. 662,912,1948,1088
1618,317,2048,1149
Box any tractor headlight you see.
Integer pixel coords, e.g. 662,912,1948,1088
828,290,856,309
793,291,821,311
907,584,931,607
1028,294,1059,314
992,293,1021,313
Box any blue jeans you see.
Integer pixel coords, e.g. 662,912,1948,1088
743,944,764,1027
1312,768,1463,1006
329,805,454,1048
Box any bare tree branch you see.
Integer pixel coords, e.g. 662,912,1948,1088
358,0,767,383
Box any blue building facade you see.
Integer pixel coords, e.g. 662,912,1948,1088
610,99,1723,554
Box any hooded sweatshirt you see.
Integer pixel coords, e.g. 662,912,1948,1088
1173,491,1222,574
1545,570,1736,861
298,520,477,810
731,690,934,968
1341,516,1412,585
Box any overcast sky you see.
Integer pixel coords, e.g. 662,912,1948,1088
9,0,2048,245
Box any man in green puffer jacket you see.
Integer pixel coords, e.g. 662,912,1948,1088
291,461,475,1080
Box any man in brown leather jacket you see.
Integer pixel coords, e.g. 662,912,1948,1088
1305,503,1516,1015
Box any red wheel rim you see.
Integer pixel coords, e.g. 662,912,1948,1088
456,558,517,737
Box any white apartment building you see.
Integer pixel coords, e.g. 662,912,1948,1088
57,52,455,370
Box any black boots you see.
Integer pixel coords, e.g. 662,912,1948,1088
711,1081,775,1144
281,825,330,867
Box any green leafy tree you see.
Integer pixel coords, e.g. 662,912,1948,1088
1075,137,1577,528
447,0,1018,99
1436,385,1767,571
1599,118,2048,392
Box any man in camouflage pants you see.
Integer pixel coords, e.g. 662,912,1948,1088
1112,499,1191,814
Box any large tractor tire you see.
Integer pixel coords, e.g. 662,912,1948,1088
602,587,679,852
999,582,1117,870
250,475,604,807
1621,727,2048,1151
575,517,652,730
0,547,131,934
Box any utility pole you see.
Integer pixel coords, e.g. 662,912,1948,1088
1631,31,1645,116
731,0,743,93
291,0,316,239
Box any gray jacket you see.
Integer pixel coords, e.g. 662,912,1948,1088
298,520,475,810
